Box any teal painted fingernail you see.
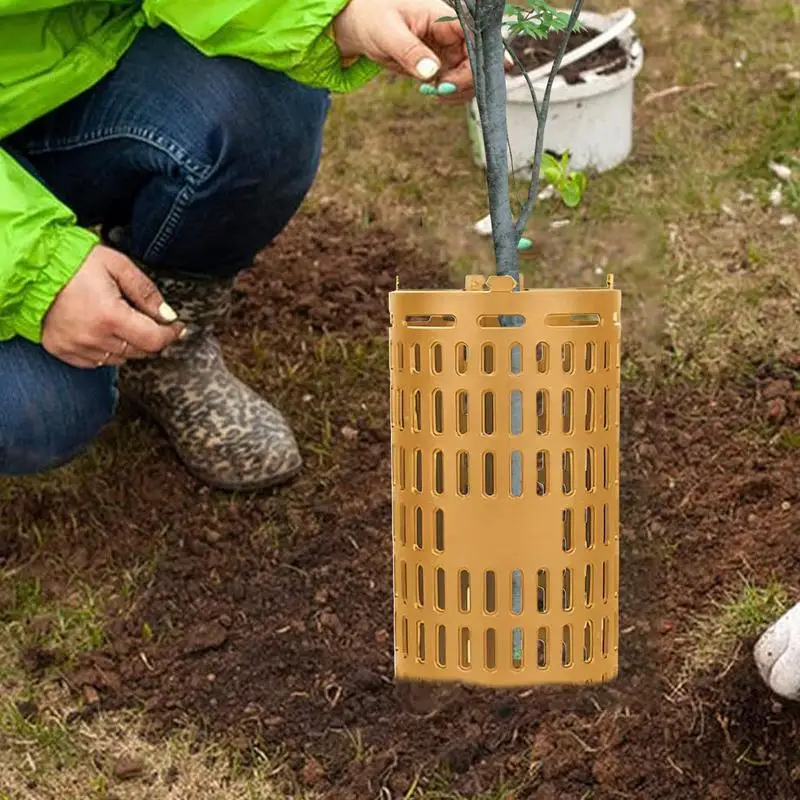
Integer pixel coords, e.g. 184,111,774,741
437,82,458,96
419,83,437,96
518,237,533,251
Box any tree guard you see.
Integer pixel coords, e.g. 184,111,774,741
390,274,621,686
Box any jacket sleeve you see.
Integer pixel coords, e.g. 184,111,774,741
0,148,98,343
142,0,382,93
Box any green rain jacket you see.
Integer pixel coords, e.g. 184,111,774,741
0,1,380,343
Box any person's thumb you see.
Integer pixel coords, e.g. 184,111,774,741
381,15,441,80
106,254,179,324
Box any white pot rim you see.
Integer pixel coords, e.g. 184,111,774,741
505,8,644,104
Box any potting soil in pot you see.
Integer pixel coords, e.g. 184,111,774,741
509,25,629,84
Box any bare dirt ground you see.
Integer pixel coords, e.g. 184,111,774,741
2,1,799,798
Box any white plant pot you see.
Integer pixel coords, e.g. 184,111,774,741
467,8,644,176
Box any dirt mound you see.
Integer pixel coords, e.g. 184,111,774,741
5,208,800,799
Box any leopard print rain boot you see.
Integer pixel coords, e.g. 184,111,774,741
118,270,302,490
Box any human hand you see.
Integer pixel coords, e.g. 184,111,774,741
334,0,496,103
41,245,185,369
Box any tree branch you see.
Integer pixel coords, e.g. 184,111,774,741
514,0,584,238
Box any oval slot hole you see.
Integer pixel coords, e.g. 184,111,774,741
405,314,456,328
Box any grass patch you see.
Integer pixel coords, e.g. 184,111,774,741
676,577,789,687
0,698,309,800
0,572,106,681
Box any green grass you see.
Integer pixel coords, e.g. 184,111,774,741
676,577,790,687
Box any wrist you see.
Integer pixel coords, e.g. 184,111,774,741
331,1,363,62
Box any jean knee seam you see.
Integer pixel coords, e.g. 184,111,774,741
21,127,212,182
142,182,196,262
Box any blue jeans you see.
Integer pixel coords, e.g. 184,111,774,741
0,26,329,476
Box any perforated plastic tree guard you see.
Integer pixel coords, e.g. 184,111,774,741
389,274,621,687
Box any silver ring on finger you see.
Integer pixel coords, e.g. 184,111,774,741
119,340,130,359
97,351,112,368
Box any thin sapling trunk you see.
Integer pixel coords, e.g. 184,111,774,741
445,1,585,662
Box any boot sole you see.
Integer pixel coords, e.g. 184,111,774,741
123,393,303,492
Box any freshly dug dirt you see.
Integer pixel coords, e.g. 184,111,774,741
509,26,630,84
4,208,800,799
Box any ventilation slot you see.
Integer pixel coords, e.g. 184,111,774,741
431,343,443,374
562,568,573,611
482,343,495,374
537,627,549,668
585,342,596,372
436,625,446,667
482,391,495,435
585,388,595,432
537,451,549,496
485,629,497,670
585,448,595,492
511,451,523,497
433,390,444,434
585,506,595,549
459,570,471,612
562,389,574,435
536,390,549,434
459,627,472,668
562,625,573,667
411,343,421,373
510,344,523,375
562,508,574,552
457,452,469,496
583,621,594,663
435,568,446,611
433,450,444,495
405,315,456,328
510,391,523,435
456,391,469,435
536,342,549,373
584,564,594,607
483,452,496,496
537,570,548,612
434,509,445,552
511,570,523,614
512,629,524,670
397,503,407,546
562,342,574,373
456,343,468,374
398,447,406,490
484,571,496,614
412,390,422,432
562,450,574,495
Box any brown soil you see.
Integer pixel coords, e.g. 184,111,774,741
3,208,800,799
509,26,630,84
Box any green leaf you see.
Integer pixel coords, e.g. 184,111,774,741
436,15,457,22
543,165,562,184
560,181,582,208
